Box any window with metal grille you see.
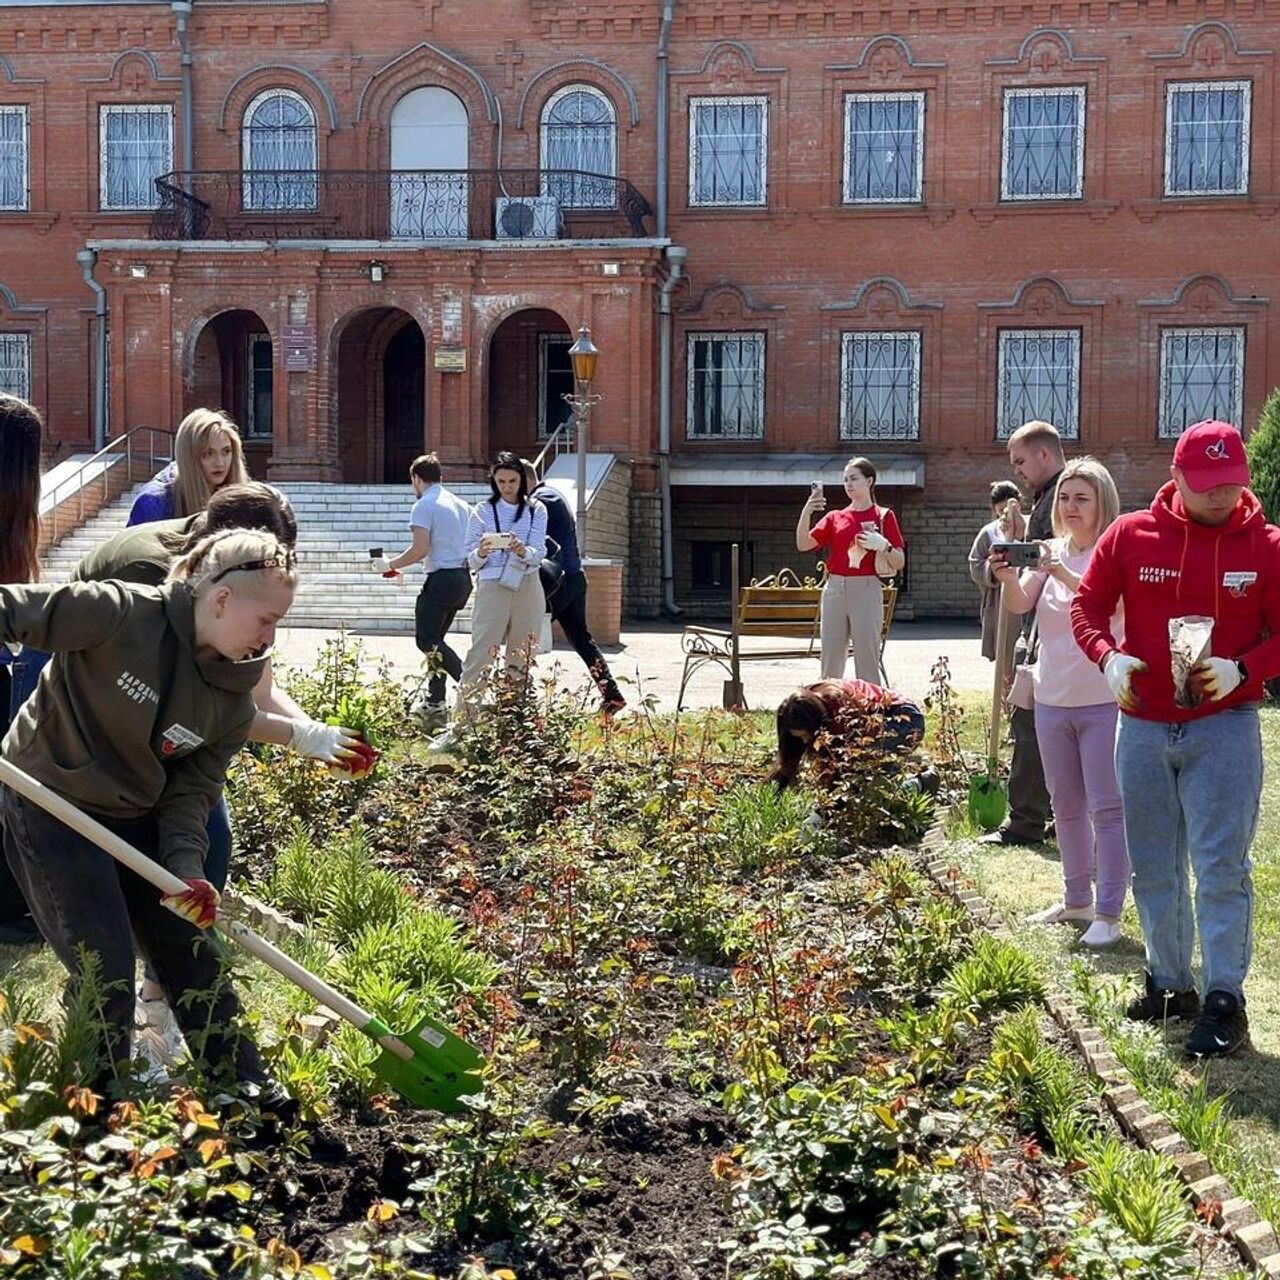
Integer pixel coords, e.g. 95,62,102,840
689,96,767,207
537,333,574,439
996,329,1080,439
840,332,921,440
243,90,318,211
843,93,924,204
245,334,273,438
1001,87,1085,200
0,107,27,211
540,85,617,209
1158,327,1244,437
100,104,172,210
0,332,31,400
687,332,765,439
1165,81,1250,196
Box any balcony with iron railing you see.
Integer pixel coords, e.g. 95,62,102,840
150,169,654,243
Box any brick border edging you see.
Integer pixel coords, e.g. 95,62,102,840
919,817,1280,1276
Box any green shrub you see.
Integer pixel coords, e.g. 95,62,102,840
1246,385,1280,526
715,782,811,870
941,936,1044,1013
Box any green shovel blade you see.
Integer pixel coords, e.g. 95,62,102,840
967,772,1008,832
368,1013,485,1112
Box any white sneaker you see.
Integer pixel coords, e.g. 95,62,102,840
427,726,458,754
412,700,448,731
135,991,187,1064
1079,919,1123,948
1025,902,1094,926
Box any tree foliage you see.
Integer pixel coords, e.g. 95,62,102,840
1246,386,1280,524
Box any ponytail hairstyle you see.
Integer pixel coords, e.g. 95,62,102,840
843,456,878,506
167,527,298,596
0,393,42,584
487,449,529,523
768,687,836,789
178,481,297,551
171,408,248,518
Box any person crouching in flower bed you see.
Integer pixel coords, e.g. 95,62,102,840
769,677,928,791
0,528,297,1095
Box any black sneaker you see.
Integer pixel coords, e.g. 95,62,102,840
1185,990,1250,1057
1125,971,1200,1023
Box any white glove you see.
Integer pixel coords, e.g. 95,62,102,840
1103,653,1146,712
858,528,891,552
288,719,362,765
1191,656,1242,702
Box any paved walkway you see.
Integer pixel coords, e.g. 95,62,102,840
272,619,990,711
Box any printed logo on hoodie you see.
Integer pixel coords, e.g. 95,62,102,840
1138,566,1180,585
161,723,205,756
117,671,160,706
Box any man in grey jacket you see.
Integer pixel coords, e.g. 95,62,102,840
969,479,1023,665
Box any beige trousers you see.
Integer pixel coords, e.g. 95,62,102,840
455,573,545,718
819,573,883,683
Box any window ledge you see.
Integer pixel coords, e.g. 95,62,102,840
679,206,778,219
0,211,60,234
819,203,956,227
70,212,159,232
1132,195,1278,223
970,199,1119,225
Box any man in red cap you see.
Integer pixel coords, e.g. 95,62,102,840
1071,420,1280,1055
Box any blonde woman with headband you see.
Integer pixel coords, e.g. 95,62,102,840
128,408,250,526
0,529,297,1097
990,457,1130,948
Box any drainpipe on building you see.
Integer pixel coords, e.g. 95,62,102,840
655,0,675,238
76,250,108,450
657,244,687,618
172,1,194,187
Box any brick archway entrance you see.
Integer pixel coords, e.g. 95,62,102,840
486,307,572,461
333,307,426,483
188,308,273,476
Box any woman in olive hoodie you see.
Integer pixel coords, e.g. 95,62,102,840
0,528,296,1090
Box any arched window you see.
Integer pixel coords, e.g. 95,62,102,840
540,84,617,208
243,89,317,210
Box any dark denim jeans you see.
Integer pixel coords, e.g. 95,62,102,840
550,570,622,704
2,787,268,1086
414,568,473,704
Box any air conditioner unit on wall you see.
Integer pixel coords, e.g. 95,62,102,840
495,195,563,239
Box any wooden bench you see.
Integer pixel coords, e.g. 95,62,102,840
676,544,898,710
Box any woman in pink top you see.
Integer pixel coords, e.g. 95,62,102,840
991,457,1130,948
796,457,905,682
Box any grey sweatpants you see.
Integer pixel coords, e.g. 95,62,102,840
819,574,883,683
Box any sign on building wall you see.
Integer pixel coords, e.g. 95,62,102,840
434,345,467,372
282,325,316,372
441,296,463,344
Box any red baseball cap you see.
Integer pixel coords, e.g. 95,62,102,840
1172,420,1250,492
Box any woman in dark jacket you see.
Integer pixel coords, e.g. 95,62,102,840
1,528,297,1090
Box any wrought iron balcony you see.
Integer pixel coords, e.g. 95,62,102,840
150,169,653,242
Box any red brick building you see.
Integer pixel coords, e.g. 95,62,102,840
1,0,1276,617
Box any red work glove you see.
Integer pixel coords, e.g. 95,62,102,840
327,735,380,781
381,569,401,580
161,878,221,930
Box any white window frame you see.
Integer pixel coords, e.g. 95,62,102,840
1158,326,1245,438
539,83,618,209
99,103,173,211
0,332,31,401
536,331,572,439
839,331,922,440
686,331,766,440
842,92,925,205
0,105,29,211
1164,80,1251,197
1000,85,1086,201
996,328,1081,439
688,95,768,208
242,87,318,211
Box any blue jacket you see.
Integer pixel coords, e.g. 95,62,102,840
532,483,582,574
127,463,178,526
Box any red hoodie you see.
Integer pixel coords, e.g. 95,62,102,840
1070,481,1280,722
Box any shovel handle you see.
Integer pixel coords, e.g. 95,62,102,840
0,757,414,1063
989,582,1013,763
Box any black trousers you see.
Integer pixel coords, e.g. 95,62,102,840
414,567,473,703
1007,703,1052,839
2,788,268,1088
550,570,621,704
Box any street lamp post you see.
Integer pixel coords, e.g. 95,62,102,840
564,325,602,550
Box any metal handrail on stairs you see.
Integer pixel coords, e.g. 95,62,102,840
41,426,174,549
530,422,572,482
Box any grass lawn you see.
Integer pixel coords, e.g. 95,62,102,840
946,696,1280,1225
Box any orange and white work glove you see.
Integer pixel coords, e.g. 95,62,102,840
1104,652,1146,712
1190,656,1243,702
161,878,220,930
289,718,362,766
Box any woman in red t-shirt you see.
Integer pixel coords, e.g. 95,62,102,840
796,457,905,681
768,677,925,790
